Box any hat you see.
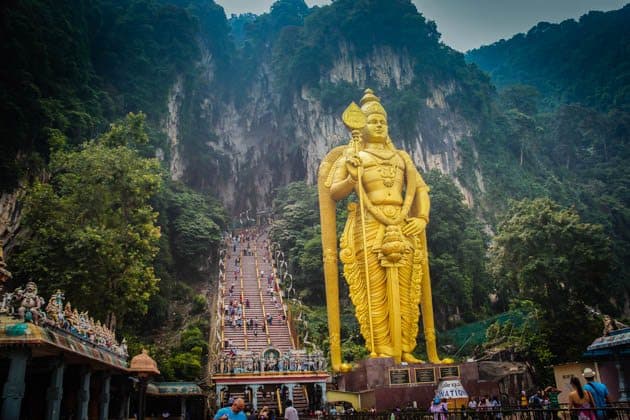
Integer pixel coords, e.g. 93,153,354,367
433,397,441,404
582,368,596,379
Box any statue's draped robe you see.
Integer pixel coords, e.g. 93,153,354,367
334,149,429,356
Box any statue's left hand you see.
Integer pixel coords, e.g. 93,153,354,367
402,217,426,236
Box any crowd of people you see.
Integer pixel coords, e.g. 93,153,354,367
214,350,327,374
218,228,289,340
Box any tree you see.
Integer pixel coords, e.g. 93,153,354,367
161,182,227,280
12,114,162,329
489,198,611,362
424,170,490,328
270,181,324,303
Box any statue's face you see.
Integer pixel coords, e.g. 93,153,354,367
364,113,388,143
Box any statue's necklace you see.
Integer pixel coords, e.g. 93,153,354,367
364,150,397,187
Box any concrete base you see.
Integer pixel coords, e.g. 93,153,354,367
332,358,498,411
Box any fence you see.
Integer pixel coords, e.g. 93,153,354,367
316,407,630,420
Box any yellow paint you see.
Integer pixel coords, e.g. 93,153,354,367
318,89,448,372
327,390,362,410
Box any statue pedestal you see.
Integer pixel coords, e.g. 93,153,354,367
331,358,497,411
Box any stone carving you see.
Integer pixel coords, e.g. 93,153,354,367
1,282,128,357
14,281,45,324
213,347,327,375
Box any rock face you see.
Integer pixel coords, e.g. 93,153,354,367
0,190,22,253
165,77,185,182
173,44,481,212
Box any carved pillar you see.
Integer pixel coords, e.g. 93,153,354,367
45,357,65,420
116,376,132,420
76,366,91,420
180,397,187,419
99,373,111,420
286,383,295,401
250,384,260,410
137,377,148,420
320,382,327,405
216,385,227,407
1,349,29,420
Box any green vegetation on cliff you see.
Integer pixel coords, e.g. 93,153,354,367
467,5,630,110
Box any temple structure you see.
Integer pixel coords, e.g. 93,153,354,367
0,281,132,419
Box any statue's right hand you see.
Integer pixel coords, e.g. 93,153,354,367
345,154,361,181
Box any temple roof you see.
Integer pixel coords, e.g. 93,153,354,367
146,382,205,396
0,315,128,370
583,327,630,358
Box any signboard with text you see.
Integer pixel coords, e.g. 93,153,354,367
415,367,436,384
389,368,411,385
436,379,468,399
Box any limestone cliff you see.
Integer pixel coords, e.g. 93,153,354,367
173,43,482,212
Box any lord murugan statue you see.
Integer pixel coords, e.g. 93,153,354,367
319,89,448,372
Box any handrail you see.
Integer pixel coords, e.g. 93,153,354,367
269,245,296,348
239,253,248,350
303,384,309,406
276,388,283,415
254,246,272,345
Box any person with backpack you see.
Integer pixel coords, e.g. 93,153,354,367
582,368,611,420
430,397,448,420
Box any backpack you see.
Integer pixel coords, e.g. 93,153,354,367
529,395,542,408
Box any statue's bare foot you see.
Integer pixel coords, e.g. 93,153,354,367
402,353,424,363
340,363,353,372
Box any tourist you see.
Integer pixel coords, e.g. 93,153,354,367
259,406,269,420
284,400,298,420
544,386,561,420
489,395,502,419
215,398,246,420
430,397,448,420
519,391,528,409
583,368,611,420
569,376,596,420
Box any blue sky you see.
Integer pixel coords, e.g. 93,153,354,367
215,0,627,51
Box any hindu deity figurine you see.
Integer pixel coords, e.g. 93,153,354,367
45,290,65,327
319,89,450,371
14,281,45,324
69,308,81,334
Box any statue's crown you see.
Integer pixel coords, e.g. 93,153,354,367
360,88,387,118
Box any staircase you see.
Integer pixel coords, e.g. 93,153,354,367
220,230,294,356
215,228,319,414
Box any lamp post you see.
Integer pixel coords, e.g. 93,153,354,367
129,349,160,420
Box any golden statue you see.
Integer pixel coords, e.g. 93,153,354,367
318,89,449,372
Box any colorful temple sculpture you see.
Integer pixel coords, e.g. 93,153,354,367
0,280,131,419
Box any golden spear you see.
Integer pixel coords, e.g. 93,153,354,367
342,102,377,358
